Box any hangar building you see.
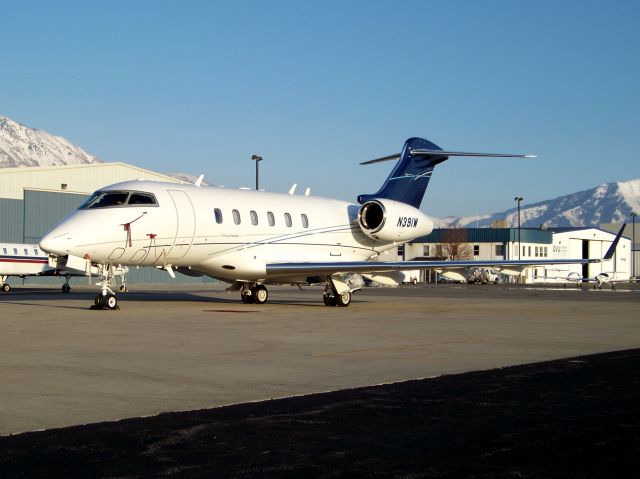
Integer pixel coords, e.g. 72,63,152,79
0,163,213,286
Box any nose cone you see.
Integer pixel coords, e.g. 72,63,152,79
39,231,71,256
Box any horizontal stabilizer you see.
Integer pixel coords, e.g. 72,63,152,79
361,150,535,165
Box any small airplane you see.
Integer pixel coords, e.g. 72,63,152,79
0,242,128,293
38,137,624,309
539,271,636,289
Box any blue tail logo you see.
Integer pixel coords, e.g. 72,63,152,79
358,137,448,208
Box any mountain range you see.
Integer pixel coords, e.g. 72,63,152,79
0,115,99,167
436,179,640,228
1,114,638,227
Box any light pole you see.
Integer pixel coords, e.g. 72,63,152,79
514,197,523,260
632,212,637,279
251,155,263,190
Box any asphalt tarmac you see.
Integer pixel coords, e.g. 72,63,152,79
1,348,638,478
0,283,638,476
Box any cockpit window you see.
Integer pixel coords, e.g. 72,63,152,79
128,193,156,205
80,191,158,209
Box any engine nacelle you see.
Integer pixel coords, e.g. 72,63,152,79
357,198,433,243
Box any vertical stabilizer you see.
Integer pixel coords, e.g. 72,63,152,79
357,137,448,208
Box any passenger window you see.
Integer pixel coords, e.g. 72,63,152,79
128,193,157,205
24,248,28,255
34,248,39,256
284,213,292,227
214,208,223,224
2,248,6,255
267,211,275,226
250,210,258,226
233,209,241,225
301,214,309,228
13,248,18,255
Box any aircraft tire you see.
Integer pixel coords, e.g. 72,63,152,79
323,294,337,307
2,283,11,292
241,291,254,304
253,285,268,304
104,293,118,310
62,284,71,293
336,290,352,307
95,294,102,307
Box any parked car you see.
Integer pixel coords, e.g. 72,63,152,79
467,268,500,284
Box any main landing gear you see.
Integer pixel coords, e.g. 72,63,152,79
240,283,268,304
0,276,10,292
322,275,353,307
238,275,355,307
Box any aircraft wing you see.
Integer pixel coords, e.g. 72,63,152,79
266,258,605,277
267,223,626,278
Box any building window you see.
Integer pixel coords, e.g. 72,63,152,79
522,246,526,257
250,210,258,225
232,209,241,225
495,244,504,256
267,211,275,226
473,245,480,256
535,246,539,257
214,208,223,224
301,214,309,228
544,246,548,257
284,213,292,227
528,246,531,257
423,245,430,256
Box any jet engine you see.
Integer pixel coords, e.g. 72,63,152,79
357,198,433,242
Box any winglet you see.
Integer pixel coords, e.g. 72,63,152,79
603,224,626,260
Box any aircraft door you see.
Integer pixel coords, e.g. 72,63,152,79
166,190,196,260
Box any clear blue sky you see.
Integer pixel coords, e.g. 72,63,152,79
1,0,638,217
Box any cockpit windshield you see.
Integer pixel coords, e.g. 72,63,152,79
80,191,158,209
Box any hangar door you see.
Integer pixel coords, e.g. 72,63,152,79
166,190,195,260
582,240,589,279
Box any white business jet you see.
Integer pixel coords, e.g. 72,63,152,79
0,242,128,293
39,137,624,309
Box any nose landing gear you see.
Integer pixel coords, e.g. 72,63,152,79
90,264,120,310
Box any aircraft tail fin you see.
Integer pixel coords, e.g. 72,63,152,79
358,137,534,208
603,224,626,260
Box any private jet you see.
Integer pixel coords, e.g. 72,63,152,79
0,242,128,292
39,137,623,309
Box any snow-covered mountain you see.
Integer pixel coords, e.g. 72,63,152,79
437,179,640,228
0,115,100,167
